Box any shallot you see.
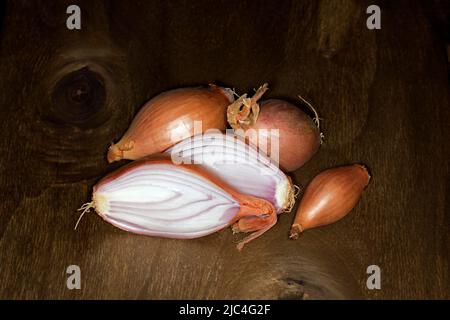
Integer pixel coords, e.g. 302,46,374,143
289,164,371,239
77,156,277,250
166,132,298,213
227,84,322,172
108,84,234,163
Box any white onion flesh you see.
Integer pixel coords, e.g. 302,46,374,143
166,133,293,213
94,163,240,239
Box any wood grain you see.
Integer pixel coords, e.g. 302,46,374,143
0,0,448,299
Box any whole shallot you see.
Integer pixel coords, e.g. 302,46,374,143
227,84,322,172
290,164,371,239
108,84,234,163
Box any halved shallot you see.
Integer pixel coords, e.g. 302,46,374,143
166,132,298,213
77,156,277,250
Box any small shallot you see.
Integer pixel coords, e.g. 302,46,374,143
77,156,277,250
108,84,234,163
290,164,371,239
227,84,322,172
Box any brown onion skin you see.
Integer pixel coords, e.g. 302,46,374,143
251,99,321,172
107,85,233,163
290,164,371,239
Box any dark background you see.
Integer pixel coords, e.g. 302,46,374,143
0,0,449,299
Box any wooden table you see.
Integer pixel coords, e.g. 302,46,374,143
0,0,448,299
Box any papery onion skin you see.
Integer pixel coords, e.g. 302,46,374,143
289,164,371,239
166,132,296,213
91,156,277,250
107,84,234,163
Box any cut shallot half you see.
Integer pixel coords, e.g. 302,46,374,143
166,132,298,213
77,156,277,250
